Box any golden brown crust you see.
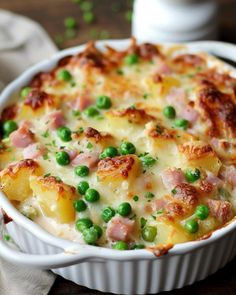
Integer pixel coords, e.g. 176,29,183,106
98,155,136,179
172,54,206,72
148,124,176,140
38,176,76,195
111,108,155,124
24,90,54,110
198,83,236,138
173,183,199,206
1,104,18,121
1,159,40,178
179,142,215,160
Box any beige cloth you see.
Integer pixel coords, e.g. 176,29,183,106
0,9,58,295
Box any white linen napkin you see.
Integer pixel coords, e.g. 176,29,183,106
0,9,58,295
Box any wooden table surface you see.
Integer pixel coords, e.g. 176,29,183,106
1,0,236,294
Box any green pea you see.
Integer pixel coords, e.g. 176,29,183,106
112,241,129,250
84,106,100,117
101,207,116,222
184,219,199,233
73,199,87,212
55,151,70,165
124,54,139,65
120,141,136,155
76,218,93,232
85,188,100,202
77,181,89,195
140,155,156,168
142,226,157,242
83,11,95,24
195,205,209,220
174,118,189,130
117,202,132,217
96,95,112,109
75,165,89,177
131,244,145,250
57,69,72,82
163,106,176,119
20,86,31,98
99,146,118,159
185,168,201,183
145,192,155,199
64,17,76,29
82,227,98,244
57,126,72,142
2,120,18,137
92,225,103,239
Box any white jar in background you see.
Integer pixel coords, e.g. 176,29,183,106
132,0,219,43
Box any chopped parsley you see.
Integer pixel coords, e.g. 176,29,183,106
143,93,149,99
116,69,124,75
43,153,49,160
156,208,164,215
87,142,93,149
72,110,81,117
145,192,155,199
171,188,177,195
43,173,51,178
41,129,49,138
140,217,147,229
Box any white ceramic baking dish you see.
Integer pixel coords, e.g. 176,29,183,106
0,40,236,295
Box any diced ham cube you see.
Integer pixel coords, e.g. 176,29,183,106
67,95,92,111
23,143,46,159
160,168,185,190
221,165,236,187
10,126,34,148
106,216,135,242
207,199,233,223
205,172,223,187
48,110,66,130
71,152,99,169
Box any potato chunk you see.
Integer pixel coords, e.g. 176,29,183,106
0,159,42,202
179,141,222,174
30,176,76,223
97,155,140,189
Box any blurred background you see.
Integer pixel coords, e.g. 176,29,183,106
1,0,236,49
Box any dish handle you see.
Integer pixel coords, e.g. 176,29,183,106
0,235,95,269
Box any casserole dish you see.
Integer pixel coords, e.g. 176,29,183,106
0,39,236,294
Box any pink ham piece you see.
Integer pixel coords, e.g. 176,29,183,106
166,88,186,111
207,199,233,223
10,126,34,148
23,143,47,159
205,172,223,187
180,106,199,124
160,168,185,190
156,60,172,76
48,110,66,130
71,152,99,169
221,165,236,187
67,95,92,111
106,216,135,242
